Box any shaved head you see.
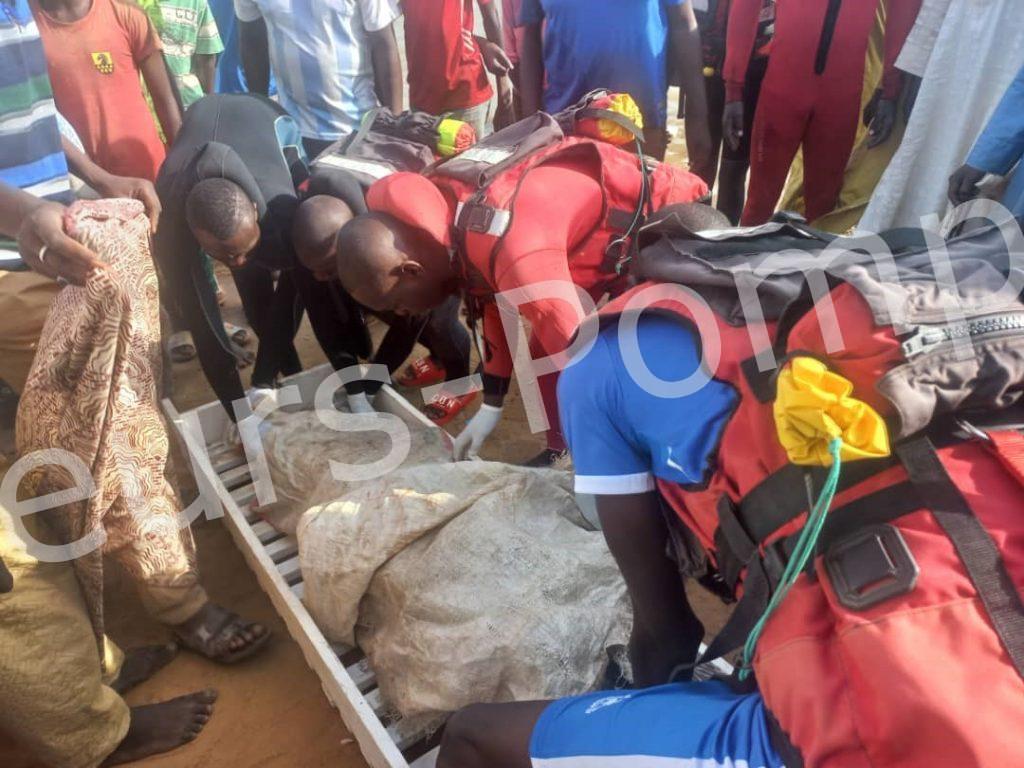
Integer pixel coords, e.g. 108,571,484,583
293,195,355,280
335,212,453,315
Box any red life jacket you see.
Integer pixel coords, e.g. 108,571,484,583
366,99,708,382
430,114,708,305
599,222,1024,766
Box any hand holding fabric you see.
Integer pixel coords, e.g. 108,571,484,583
948,164,986,206
92,174,162,233
17,201,105,286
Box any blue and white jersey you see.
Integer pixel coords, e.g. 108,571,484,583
0,0,72,203
559,313,737,496
233,0,399,141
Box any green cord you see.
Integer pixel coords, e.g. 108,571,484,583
739,437,843,680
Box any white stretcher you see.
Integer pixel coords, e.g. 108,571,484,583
164,364,444,767
164,363,733,768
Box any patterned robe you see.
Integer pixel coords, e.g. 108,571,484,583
15,199,205,652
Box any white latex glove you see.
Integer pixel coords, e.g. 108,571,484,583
222,387,279,447
346,391,376,414
452,403,503,460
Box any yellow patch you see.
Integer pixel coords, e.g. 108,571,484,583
91,52,114,75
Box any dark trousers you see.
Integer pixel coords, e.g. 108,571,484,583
293,264,471,396
233,262,303,388
374,294,472,386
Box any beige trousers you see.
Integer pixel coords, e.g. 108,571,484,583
0,505,130,768
0,269,59,394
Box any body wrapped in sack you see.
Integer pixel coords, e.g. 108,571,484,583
298,461,630,720
260,410,451,534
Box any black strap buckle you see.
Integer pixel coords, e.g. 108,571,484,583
824,524,919,611
458,202,496,234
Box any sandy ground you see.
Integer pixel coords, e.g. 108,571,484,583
1,89,729,768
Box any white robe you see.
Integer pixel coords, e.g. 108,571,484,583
859,0,1024,233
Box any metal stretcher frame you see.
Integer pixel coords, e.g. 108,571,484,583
163,363,736,768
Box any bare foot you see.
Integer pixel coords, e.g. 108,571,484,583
111,643,178,694
102,689,217,765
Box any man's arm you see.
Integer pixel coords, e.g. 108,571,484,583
195,53,219,95
881,0,923,101
141,54,184,144
153,207,248,417
124,2,183,142
667,2,713,182
0,182,40,239
194,0,225,95
721,0,760,151
237,11,271,95
475,0,512,76
367,23,403,113
0,182,105,285
61,138,162,231
866,0,923,148
493,164,603,364
950,63,1024,205
477,0,514,125
518,22,543,116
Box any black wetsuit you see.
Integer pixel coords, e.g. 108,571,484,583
155,94,307,418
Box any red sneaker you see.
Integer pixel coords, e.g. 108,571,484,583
396,356,446,388
423,391,478,427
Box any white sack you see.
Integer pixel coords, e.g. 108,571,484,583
260,409,450,534
298,462,630,719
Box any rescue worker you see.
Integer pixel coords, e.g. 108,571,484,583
723,0,922,225
291,188,474,423
434,210,1024,768
687,0,773,224
333,119,709,464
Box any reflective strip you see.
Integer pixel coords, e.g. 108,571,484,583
315,154,393,180
573,472,656,496
454,201,511,238
457,145,515,165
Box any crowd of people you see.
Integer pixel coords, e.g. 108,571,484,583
1,0,1024,766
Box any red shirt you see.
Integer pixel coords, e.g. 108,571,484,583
33,0,166,181
403,0,494,114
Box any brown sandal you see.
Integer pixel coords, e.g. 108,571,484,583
174,604,271,664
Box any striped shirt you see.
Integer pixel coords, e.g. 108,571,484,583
0,0,72,203
233,0,399,141
157,0,224,107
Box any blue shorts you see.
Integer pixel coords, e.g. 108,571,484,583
529,681,785,768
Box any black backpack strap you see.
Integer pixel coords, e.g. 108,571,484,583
897,436,1024,680
342,107,383,155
